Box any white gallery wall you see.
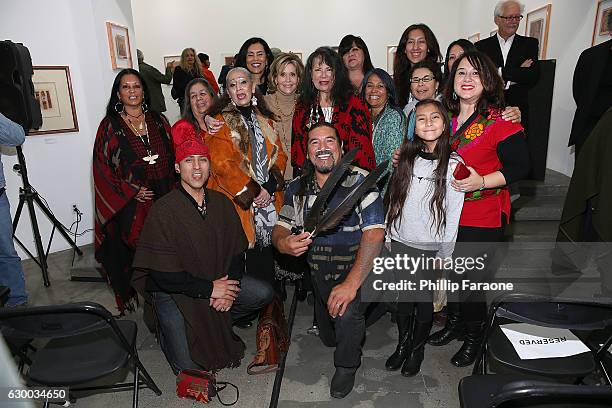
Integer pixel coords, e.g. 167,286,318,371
131,0,465,124
0,0,137,258
459,0,601,177
0,0,594,258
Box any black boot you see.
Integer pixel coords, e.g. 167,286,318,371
385,314,413,371
451,321,485,367
427,302,465,346
401,320,432,377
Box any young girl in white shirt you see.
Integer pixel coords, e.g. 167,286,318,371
383,99,464,376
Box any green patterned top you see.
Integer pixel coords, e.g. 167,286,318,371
372,104,406,167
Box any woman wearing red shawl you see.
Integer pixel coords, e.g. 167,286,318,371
291,47,375,173
93,69,175,312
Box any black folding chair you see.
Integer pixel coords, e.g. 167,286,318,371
473,293,612,384
0,301,161,407
459,374,612,408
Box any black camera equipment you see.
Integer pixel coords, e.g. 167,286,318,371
0,40,82,287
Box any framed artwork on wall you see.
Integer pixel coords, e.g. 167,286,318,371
386,45,397,76
490,29,498,37
525,4,552,59
29,66,78,135
221,53,236,67
592,0,612,45
468,33,480,43
106,22,133,69
163,55,180,69
286,50,303,61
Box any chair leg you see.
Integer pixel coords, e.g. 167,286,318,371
132,353,162,395
133,361,140,408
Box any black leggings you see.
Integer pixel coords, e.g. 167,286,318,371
453,222,505,323
392,243,435,324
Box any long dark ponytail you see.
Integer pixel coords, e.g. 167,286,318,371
384,99,452,237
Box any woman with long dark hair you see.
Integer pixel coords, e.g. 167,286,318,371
234,37,275,94
430,51,529,367
93,68,175,312
393,24,442,108
292,47,375,172
384,99,464,376
361,68,405,187
339,34,375,93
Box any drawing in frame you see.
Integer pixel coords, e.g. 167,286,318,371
592,0,612,45
386,45,397,76
106,22,133,69
286,50,303,61
468,33,480,43
525,4,552,59
163,55,180,70
29,66,78,135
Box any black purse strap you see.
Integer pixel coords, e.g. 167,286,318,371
215,381,239,406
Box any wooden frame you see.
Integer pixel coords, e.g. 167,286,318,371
29,66,79,135
386,45,397,76
468,33,481,43
592,0,612,45
105,22,133,69
525,4,552,59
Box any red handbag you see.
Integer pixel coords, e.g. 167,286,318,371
176,369,238,405
453,161,471,180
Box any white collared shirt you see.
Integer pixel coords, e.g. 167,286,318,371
496,33,516,89
497,33,515,66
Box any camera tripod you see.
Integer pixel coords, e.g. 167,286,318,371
11,145,82,287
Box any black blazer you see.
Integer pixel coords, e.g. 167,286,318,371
569,39,612,148
475,34,540,114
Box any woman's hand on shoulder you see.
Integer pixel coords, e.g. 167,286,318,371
501,106,521,124
205,115,224,135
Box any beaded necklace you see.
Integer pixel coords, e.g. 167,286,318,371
123,113,159,164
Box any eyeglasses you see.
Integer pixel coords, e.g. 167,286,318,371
410,75,434,84
498,14,523,21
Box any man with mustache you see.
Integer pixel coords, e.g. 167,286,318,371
272,122,385,399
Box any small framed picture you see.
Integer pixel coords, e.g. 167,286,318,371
490,29,498,37
29,66,78,135
106,22,133,70
386,45,397,76
286,50,303,61
219,53,236,68
163,55,180,70
468,33,480,43
525,4,552,59
593,0,612,45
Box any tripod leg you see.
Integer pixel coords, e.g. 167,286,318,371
11,196,25,234
24,194,50,287
33,195,82,255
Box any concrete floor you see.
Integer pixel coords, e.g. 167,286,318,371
16,246,469,408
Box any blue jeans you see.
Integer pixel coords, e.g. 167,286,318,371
151,275,274,373
0,193,27,307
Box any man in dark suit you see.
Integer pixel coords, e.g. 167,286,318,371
569,12,612,157
476,0,539,135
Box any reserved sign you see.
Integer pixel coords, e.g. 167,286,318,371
500,323,590,360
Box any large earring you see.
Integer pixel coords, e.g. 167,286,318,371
141,102,149,114
115,102,124,114
452,91,458,101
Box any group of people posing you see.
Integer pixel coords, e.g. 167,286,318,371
92,0,532,400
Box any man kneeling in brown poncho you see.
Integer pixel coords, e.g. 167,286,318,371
132,128,272,373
